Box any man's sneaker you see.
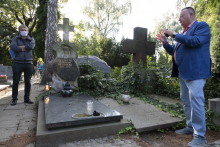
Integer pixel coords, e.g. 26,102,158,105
11,100,17,105
24,99,34,104
175,128,193,135
188,136,207,147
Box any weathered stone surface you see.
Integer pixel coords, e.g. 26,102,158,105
58,18,74,42
44,94,123,129
53,58,79,81
0,64,13,79
209,98,220,126
50,18,79,92
77,56,111,74
123,27,156,64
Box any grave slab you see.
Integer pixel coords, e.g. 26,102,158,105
44,94,123,129
100,98,183,132
37,99,131,147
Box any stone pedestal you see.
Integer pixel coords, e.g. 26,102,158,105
209,98,220,126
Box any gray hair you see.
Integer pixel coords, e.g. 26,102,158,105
181,7,195,15
18,24,28,31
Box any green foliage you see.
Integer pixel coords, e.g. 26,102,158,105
77,61,154,98
0,0,38,37
32,0,47,64
0,39,13,65
110,67,122,80
195,1,220,93
204,76,220,99
34,90,51,106
72,21,99,56
77,63,123,98
98,37,130,68
117,120,138,140
155,77,180,99
152,12,182,69
82,0,132,38
72,21,130,68
120,61,152,96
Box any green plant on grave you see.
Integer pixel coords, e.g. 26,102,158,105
120,61,153,96
77,63,124,99
110,67,122,81
77,61,158,100
34,90,51,106
117,120,138,140
155,75,180,100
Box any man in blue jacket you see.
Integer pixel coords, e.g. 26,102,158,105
10,25,35,105
156,7,211,147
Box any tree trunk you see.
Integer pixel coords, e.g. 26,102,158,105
40,0,58,85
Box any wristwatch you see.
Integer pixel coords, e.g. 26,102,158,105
173,32,177,38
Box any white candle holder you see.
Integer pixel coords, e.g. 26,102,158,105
86,100,93,116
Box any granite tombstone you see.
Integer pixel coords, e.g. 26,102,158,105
209,98,220,126
123,27,156,65
48,18,79,92
77,55,111,74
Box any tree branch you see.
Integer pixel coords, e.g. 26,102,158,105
29,17,37,36
14,12,24,24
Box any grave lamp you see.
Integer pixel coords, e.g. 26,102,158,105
45,82,50,91
44,97,50,104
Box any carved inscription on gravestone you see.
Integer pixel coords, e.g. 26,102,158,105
53,58,79,81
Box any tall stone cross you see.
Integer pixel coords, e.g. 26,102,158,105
123,27,156,65
58,18,74,43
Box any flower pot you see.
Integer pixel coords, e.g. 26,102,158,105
0,79,8,82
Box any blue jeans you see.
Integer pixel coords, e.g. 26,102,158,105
178,74,206,138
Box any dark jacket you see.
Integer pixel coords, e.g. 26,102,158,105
163,21,212,80
10,35,35,64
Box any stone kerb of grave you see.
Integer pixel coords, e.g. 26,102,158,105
123,27,156,65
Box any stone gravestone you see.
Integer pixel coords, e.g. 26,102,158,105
45,18,123,129
209,98,220,126
77,55,111,74
0,64,6,75
0,64,13,79
48,18,79,92
123,27,156,65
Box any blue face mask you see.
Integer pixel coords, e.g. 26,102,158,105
20,31,28,36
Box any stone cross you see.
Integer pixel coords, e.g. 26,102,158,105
58,18,74,42
123,27,155,64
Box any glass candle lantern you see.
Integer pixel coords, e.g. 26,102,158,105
86,100,93,116
45,82,50,91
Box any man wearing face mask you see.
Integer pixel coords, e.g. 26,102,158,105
10,25,35,105
156,7,212,147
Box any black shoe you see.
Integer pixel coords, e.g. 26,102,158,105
11,100,17,105
24,99,34,104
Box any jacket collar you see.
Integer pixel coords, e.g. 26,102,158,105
185,20,198,36
17,34,32,40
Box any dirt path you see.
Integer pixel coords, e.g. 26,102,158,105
139,129,220,147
